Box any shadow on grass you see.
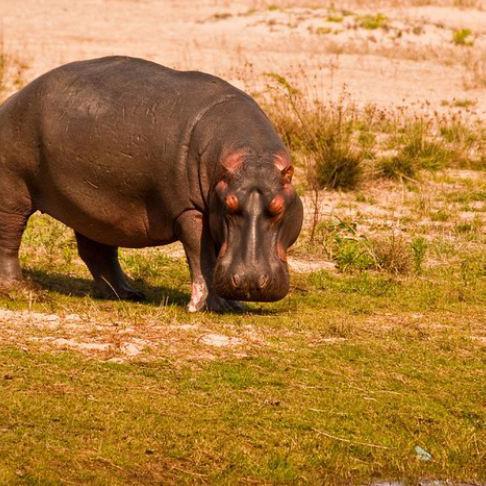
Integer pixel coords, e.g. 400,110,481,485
22,269,282,315
24,269,189,308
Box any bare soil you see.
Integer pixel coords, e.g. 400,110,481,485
1,0,485,113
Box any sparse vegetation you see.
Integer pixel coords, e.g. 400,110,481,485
452,28,474,46
379,155,416,179
263,73,483,185
357,13,389,30
411,236,427,274
431,207,452,222
393,120,454,171
263,73,364,192
441,97,477,108
326,13,343,22
315,26,333,35
0,43,28,101
210,12,232,20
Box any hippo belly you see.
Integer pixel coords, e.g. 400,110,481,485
35,182,174,249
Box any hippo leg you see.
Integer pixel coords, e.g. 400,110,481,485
176,210,243,313
75,232,145,301
0,210,31,284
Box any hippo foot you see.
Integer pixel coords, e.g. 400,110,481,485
92,281,146,302
0,276,22,289
0,260,23,284
0,277,41,295
187,293,245,313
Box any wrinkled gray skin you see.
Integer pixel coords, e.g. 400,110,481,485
0,56,303,312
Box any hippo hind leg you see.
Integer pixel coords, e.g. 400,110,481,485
75,232,145,302
0,210,31,285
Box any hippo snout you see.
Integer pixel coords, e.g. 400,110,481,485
213,262,290,302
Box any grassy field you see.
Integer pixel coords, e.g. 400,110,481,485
1,1,485,483
0,211,484,484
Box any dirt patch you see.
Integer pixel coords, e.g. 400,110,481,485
0,308,259,362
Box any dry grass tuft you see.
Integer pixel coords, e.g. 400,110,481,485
0,41,28,101
263,73,365,191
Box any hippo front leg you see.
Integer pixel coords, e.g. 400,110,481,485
175,210,243,313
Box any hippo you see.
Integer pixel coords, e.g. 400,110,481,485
0,56,303,312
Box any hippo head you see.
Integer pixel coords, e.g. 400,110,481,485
209,149,303,302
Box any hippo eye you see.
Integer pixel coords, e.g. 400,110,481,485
268,195,285,216
225,194,239,213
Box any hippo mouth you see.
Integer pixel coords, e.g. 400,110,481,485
212,256,290,302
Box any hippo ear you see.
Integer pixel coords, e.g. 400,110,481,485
274,152,294,184
221,150,246,174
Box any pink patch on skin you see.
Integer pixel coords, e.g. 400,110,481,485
225,194,239,212
215,179,228,195
273,152,294,184
273,152,291,170
281,165,294,184
269,194,285,215
219,241,228,258
222,149,247,173
277,244,287,262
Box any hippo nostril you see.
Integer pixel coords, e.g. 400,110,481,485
258,274,270,289
231,274,241,288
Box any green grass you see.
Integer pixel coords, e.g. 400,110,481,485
0,213,484,482
326,13,343,23
379,155,416,180
315,26,333,35
1,332,484,484
357,13,388,30
452,28,474,46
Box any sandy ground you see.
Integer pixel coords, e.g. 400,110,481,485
1,0,485,114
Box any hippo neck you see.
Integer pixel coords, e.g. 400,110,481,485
191,96,286,203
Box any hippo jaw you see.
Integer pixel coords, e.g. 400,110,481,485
208,150,303,303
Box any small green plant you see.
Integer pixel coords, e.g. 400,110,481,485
460,254,485,286
357,13,388,30
438,117,483,169
355,193,369,203
446,188,486,204
334,237,374,272
370,236,411,274
327,13,343,22
431,208,451,222
211,12,232,20
316,153,362,190
315,27,333,35
439,119,477,145
357,130,376,159
452,98,476,108
390,120,454,173
402,138,451,171
411,236,427,274
452,28,474,46
379,155,416,180
454,216,482,240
